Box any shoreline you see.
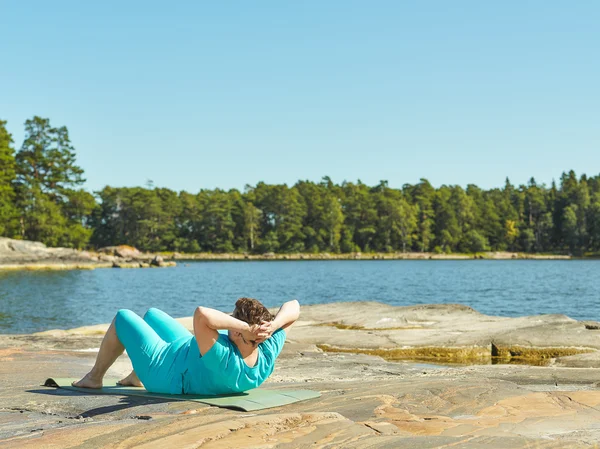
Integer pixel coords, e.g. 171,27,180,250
0,251,574,271
0,238,582,271
13,302,600,367
167,250,573,261
0,261,177,271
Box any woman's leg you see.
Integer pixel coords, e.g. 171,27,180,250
72,316,125,388
118,308,192,386
73,309,165,389
144,308,192,342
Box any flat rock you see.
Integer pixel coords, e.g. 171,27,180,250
0,238,95,265
0,238,175,270
293,302,600,362
2,338,600,447
3,302,600,447
35,303,600,364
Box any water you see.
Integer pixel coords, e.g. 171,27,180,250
1,260,599,334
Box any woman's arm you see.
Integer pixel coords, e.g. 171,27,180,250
193,307,267,355
268,299,300,333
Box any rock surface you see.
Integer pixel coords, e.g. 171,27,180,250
2,303,600,448
0,238,175,270
294,302,600,364
97,245,142,259
0,237,97,265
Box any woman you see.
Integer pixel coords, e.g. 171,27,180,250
73,298,300,395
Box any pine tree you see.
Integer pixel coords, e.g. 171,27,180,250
0,120,18,237
15,117,89,246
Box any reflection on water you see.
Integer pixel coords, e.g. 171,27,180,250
1,260,600,334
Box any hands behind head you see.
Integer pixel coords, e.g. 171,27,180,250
242,321,274,345
259,320,275,339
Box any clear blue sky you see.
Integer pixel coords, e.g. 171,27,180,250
1,1,598,193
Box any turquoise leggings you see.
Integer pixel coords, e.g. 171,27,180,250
114,308,194,394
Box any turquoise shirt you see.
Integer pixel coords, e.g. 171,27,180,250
181,328,287,395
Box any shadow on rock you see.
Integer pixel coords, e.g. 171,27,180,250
26,388,170,418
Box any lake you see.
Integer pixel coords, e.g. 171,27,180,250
1,260,599,334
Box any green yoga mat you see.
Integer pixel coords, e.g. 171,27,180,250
43,378,320,412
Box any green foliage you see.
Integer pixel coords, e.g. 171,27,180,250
13,117,88,247
0,120,19,237
254,183,306,253
587,194,600,251
434,187,461,251
3,118,600,255
373,184,417,252
90,186,182,252
462,230,490,253
197,189,235,253
243,201,261,252
296,179,343,252
405,179,435,252
341,181,378,252
16,117,84,196
518,228,536,253
18,186,68,246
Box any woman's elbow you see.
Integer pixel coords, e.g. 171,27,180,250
290,299,300,316
194,306,206,321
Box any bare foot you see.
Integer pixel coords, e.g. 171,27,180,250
117,370,143,387
72,372,103,389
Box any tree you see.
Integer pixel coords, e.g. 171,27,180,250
505,219,519,250
523,178,549,251
0,120,18,237
373,185,417,252
19,187,67,246
15,117,89,247
198,189,235,253
254,183,306,253
562,205,579,253
341,181,377,252
174,191,203,252
394,196,417,252
433,187,461,252
405,179,435,252
323,195,343,251
295,179,344,252
463,230,490,252
295,180,327,252
587,193,600,251
243,201,261,252
519,228,536,253
16,117,84,196
5,122,600,258
60,189,96,248
467,184,503,251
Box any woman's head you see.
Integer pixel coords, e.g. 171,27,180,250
232,297,273,325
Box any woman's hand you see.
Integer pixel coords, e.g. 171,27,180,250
241,323,270,345
259,320,275,339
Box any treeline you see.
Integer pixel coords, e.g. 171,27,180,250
2,117,600,255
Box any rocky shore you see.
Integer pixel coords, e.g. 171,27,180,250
168,251,571,261
2,303,600,448
0,238,176,270
0,237,572,272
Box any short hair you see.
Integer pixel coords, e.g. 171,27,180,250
232,297,273,325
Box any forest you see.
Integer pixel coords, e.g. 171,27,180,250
1,117,600,255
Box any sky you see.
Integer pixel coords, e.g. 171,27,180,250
1,1,599,193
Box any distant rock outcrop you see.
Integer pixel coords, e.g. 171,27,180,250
150,255,165,267
0,237,97,265
0,237,175,270
97,245,142,259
